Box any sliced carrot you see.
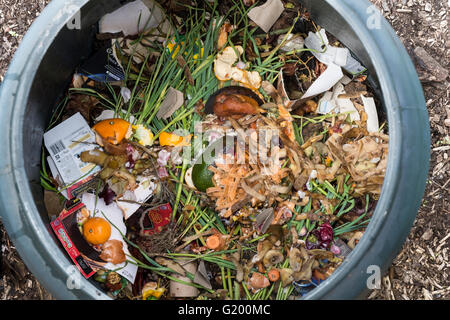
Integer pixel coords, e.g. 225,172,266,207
268,269,280,282
206,234,224,251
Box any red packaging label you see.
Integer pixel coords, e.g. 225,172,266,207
51,215,95,279
50,199,103,279
141,203,172,236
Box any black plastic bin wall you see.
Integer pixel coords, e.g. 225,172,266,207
0,0,430,300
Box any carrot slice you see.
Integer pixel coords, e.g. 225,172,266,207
268,269,280,282
206,234,225,250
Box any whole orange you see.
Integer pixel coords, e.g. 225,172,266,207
82,217,111,245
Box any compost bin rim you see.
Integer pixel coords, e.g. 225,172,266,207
0,0,430,300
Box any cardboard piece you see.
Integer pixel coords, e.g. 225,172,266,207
51,199,98,279
248,0,284,33
156,87,184,120
170,258,199,297
139,203,172,236
193,260,212,290
51,195,137,283
99,0,167,37
51,194,139,283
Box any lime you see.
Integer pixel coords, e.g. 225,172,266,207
191,135,235,192
192,161,215,192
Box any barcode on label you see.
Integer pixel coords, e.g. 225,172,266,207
49,140,65,155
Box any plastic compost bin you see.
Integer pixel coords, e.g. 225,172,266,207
0,0,430,300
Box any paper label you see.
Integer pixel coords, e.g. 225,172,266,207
44,113,100,186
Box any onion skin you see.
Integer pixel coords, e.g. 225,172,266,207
248,272,270,290
100,239,126,265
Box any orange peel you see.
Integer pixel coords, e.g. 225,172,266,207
92,118,132,145
159,131,192,147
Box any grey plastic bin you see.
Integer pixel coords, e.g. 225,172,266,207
0,0,430,299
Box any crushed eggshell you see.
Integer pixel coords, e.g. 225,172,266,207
214,59,234,81
217,46,244,65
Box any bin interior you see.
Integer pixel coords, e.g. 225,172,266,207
22,0,384,291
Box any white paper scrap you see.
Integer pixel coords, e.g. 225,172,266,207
302,63,344,100
304,29,349,67
81,193,138,283
116,176,157,220
317,91,337,115
340,75,353,85
277,34,305,52
361,95,380,132
343,51,367,75
337,98,360,122
332,82,345,100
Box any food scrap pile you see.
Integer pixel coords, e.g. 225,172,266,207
42,0,388,300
